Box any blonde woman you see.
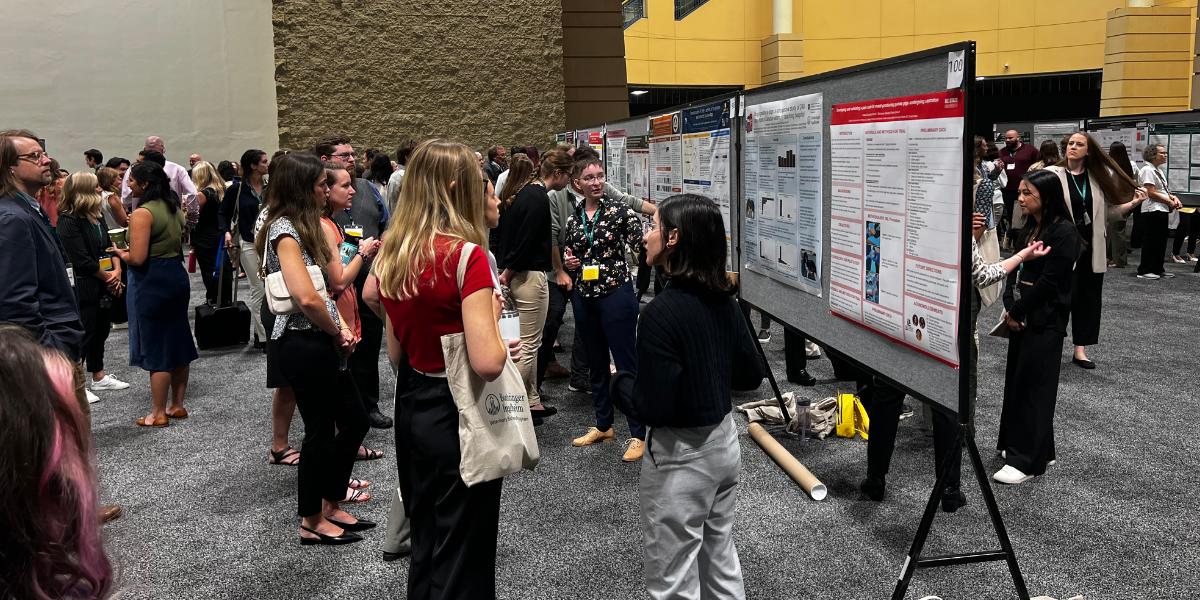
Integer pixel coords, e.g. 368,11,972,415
56,172,129,399
190,161,232,305
96,166,128,228
368,139,516,598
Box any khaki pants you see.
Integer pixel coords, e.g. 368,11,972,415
509,270,548,406
238,240,267,341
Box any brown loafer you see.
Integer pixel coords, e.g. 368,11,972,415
134,415,169,427
166,407,189,419
99,504,122,523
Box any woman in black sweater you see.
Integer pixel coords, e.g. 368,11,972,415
994,169,1081,485
611,193,764,600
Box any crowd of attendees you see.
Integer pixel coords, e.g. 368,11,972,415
0,124,1191,600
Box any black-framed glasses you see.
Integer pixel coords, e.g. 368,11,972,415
330,152,355,160
16,150,47,163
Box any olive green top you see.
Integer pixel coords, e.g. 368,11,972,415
141,199,184,258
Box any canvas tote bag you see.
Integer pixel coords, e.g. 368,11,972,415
441,242,540,486
977,227,1003,307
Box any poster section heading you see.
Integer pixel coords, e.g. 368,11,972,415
742,93,824,296
682,100,735,271
828,89,965,367
1149,122,1200,194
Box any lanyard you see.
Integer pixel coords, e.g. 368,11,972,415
1068,171,1088,201
580,206,598,246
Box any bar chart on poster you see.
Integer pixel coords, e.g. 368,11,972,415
742,92,824,296
828,89,966,367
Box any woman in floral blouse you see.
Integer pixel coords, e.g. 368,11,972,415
563,158,647,462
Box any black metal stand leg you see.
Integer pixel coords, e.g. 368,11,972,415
890,423,960,599
966,433,1030,599
739,300,790,422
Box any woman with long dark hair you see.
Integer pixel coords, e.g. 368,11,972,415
220,148,270,347
57,172,129,401
1044,132,1139,370
611,194,763,599
994,170,1081,484
0,325,112,599
255,152,371,545
109,162,198,427
1106,142,1138,268
496,152,556,420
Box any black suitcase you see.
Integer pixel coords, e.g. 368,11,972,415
195,245,251,350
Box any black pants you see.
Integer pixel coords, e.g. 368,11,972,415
1171,211,1199,256
1138,211,1169,276
348,278,384,414
78,300,112,374
783,327,807,382
537,281,569,386
395,368,503,600
1070,248,1103,347
193,242,232,306
998,326,1064,475
859,378,962,493
1001,188,1019,239
279,330,370,517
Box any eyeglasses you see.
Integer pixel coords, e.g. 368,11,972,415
577,174,605,184
16,151,47,163
330,152,355,160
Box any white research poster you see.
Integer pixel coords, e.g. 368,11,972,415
828,89,965,367
742,92,824,295
682,99,734,271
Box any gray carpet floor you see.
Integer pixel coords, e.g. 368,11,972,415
91,250,1199,599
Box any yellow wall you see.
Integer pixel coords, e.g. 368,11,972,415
626,0,1198,87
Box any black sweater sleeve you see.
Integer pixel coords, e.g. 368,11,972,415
218,183,237,234
730,301,765,391
56,215,99,277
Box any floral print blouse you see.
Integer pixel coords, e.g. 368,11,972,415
563,197,643,299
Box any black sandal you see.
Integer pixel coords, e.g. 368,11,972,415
355,446,384,461
299,525,362,546
269,447,300,466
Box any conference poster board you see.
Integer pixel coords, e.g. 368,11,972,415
828,90,967,367
737,43,975,414
603,116,650,205
1148,121,1200,194
742,92,825,295
649,112,684,203
681,99,736,270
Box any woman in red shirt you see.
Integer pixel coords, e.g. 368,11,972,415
371,139,515,599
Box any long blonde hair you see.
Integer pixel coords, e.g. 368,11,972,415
190,161,225,199
59,171,102,219
374,139,488,300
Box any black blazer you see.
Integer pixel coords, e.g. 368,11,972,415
56,212,111,306
0,193,84,359
1002,220,1080,334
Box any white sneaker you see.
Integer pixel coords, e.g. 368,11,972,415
992,464,1032,485
91,374,131,391
1136,273,1160,280
112,322,128,330
85,389,101,404
805,340,822,359
757,329,771,343
1161,272,1176,279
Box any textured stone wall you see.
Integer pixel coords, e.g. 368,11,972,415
272,0,566,153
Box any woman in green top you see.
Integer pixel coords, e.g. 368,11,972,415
110,162,198,427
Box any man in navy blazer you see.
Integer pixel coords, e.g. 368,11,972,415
0,129,84,359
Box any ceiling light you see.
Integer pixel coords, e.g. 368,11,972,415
630,90,649,96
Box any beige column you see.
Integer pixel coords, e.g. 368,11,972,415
1100,6,1193,116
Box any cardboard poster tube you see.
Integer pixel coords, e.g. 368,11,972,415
748,422,828,501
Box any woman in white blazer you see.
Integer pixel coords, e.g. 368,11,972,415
1043,132,1142,370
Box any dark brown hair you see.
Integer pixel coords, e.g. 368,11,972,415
657,193,732,294
0,129,41,197
1055,132,1138,206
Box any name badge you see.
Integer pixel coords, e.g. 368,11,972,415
99,257,114,271
582,265,600,281
66,266,75,287
1007,163,1015,170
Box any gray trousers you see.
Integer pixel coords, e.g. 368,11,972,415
382,487,411,555
641,413,745,600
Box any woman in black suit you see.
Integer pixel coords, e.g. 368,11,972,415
56,171,130,400
994,169,1081,485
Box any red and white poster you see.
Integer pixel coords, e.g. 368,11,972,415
649,112,683,203
827,89,965,367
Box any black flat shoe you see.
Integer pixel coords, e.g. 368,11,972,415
1071,357,1096,370
788,369,817,387
941,490,967,513
859,476,886,502
383,547,411,562
299,525,363,545
530,406,558,418
326,516,376,532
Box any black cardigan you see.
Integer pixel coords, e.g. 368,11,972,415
56,212,111,306
498,185,551,272
1002,220,1080,333
611,281,764,428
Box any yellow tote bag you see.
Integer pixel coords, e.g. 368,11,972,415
836,392,870,440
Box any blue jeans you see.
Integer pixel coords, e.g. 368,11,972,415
571,281,645,439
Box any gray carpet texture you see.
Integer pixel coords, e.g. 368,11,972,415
89,251,1198,599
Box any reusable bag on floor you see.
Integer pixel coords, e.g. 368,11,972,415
441,242,540,486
